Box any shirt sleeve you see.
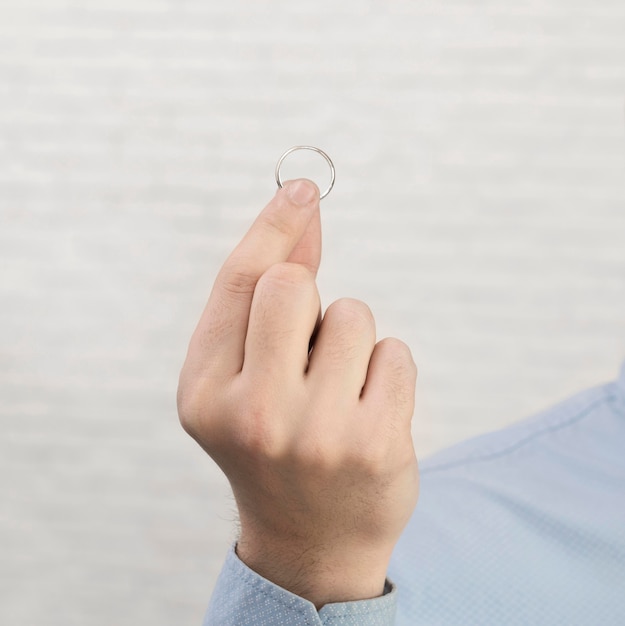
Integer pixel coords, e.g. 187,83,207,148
389,363,625,625
203,544,397,626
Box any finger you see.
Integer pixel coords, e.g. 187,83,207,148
360,338,417,423
307,299,377,401
286,205,322,275
243,262,320,383
190,180,320,376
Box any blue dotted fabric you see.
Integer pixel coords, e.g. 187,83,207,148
391,361,625,625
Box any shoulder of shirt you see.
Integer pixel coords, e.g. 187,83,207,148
419,360,625,476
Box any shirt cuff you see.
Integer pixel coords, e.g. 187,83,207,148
203,544,397,626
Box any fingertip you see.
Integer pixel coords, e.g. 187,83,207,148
283,179,320,207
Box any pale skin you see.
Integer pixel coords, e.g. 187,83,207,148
177,179,419,610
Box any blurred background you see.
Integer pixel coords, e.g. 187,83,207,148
1,1,624,624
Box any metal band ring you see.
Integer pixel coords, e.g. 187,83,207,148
275,146,335,200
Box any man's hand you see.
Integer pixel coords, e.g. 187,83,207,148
177,179,419,609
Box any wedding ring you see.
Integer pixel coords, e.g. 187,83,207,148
275,146,335,200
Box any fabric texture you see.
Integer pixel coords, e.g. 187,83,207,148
204,545,397,625
391,360,625,625
205,361,625,624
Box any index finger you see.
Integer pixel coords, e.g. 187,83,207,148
189,179,321,376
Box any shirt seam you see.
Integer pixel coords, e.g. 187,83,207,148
422,392,619,476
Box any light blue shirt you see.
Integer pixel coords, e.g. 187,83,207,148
205,362,625,625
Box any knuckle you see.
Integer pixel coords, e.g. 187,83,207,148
235,395,285,458
258,262,314,293
379,338,417,375
178,371,288,458
376,338,417,408
219,261,258,299
327,298,375,331
227,375,287,453
177,367,231,444
176,377,208,439
319,299,376,363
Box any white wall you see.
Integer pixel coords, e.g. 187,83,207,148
1,1,624,624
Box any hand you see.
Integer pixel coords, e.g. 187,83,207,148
177,179,419,609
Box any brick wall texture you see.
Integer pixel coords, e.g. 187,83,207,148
1,1,624,624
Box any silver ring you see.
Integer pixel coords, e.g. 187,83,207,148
275,146,335,200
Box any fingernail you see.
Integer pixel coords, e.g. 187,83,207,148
284,179,319,207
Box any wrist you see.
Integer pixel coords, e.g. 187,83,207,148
236,535,392,610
